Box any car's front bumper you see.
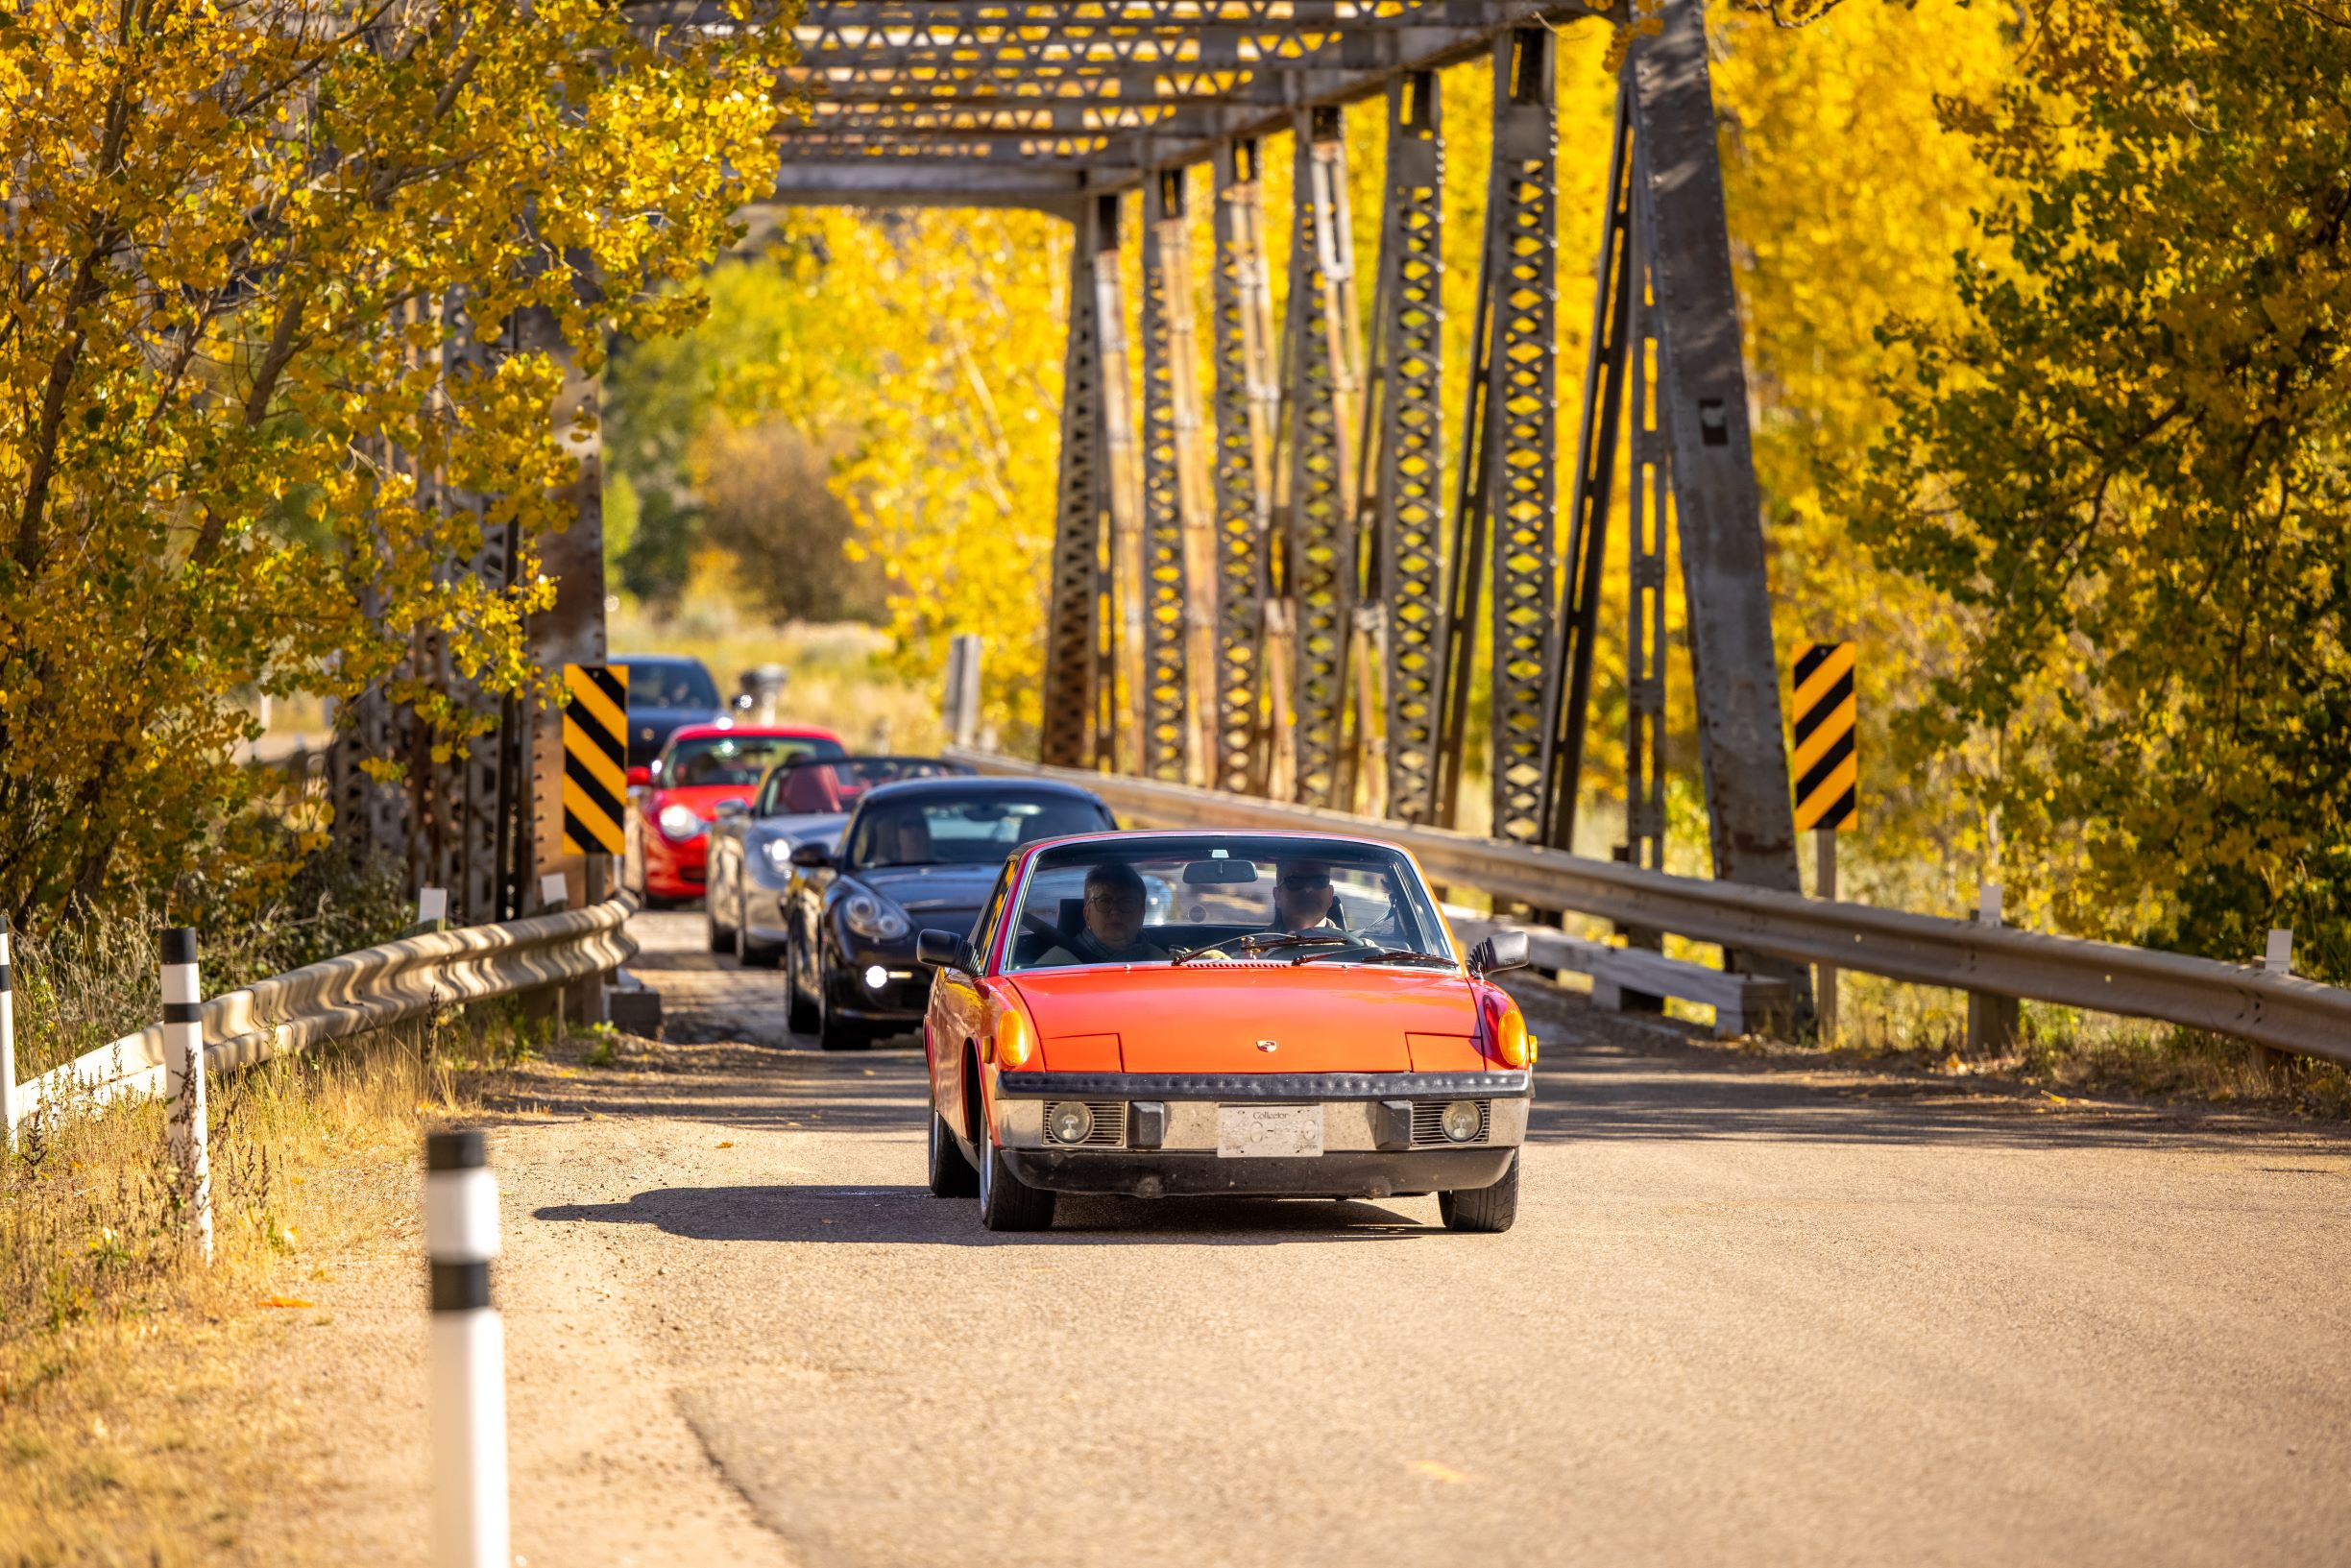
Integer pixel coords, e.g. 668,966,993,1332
990,1070,1530,1198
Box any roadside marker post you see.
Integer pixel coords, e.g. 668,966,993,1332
426,1128,509,1568
560,663,629,859
161,928,214,1263
0,916,17,1153
417,886,449,929
1790,642,1855,1041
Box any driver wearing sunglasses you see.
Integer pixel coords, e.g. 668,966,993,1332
1270,859,1345,933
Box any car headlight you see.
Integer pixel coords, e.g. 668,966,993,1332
1047,1101,1095,1145
657,804,706,842
762,838,797,873
1440,1100,1483,1144
839,884,910,941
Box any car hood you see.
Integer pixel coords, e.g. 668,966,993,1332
848,862,1002,919
1007,964,1486,1073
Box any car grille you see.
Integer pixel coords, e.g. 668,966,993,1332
1411,1098,1491,1147
1045,1100,1127,1147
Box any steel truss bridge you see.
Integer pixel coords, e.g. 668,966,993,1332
318,0,1809,1002
763,0,1806,984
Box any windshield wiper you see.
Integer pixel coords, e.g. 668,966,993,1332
1170,930,1356,966
1292,947,1456,969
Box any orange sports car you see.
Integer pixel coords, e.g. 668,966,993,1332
913,830,1535,1233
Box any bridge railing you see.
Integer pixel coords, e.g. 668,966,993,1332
948,751,2351,1066
6,893,639,1128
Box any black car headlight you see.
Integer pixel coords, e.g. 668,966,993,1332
837,882,911,943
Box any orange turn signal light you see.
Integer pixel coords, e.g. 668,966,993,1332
1491,1001,1533,1069
995,1005,1037,1070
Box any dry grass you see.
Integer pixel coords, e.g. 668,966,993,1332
0,997,548,1566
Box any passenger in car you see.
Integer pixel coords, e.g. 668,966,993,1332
1033,863,1170,967
1270,858,1345,932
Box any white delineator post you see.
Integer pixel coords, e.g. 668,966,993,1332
1965,883,2021,1053
418,886,449,928
1,915,18,1152
426,1127,509,1568
161,927,213,1262
538,871,569,912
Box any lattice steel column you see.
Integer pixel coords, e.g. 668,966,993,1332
1483,26,1557,844
1040,209,1107,769
1284,104,1365,808
1140,169,1213,784
1210,139,1278,794
1373,70,1446,825
1540,83,1636,854
1093,193,1147,777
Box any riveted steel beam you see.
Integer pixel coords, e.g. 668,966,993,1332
1370,68,1445,826
1283,104,1364,809
1041,208,1107,768
1208,138,1278,794
1483,25,1556,845
1139,167,1214,783
1627,0,1801,899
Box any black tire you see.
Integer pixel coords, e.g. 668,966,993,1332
785,929,821,1035
815,972,869,1052
707,892,735,953
1438,1151,1520,1234
976,1130,1054,1231
928,1108,979,1197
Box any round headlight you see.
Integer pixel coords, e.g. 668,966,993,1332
862,964,888,991
763,838,797,872
1048,1101,1095,1145
657,804,706,842
841,889,911,941
1440,1100,1482,1144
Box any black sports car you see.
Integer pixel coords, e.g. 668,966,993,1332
780,776,1115,1050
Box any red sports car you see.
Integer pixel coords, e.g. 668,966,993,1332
629,722,844,902
914,829,1536,1232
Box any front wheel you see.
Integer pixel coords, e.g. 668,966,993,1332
928,1108,979,1197
785,928,821,1035
707,886,735,953
815,972,869,1052
977,1131,1054,1231
1437,1151,1519,1234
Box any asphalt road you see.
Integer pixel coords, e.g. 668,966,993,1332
514,910,2351,1568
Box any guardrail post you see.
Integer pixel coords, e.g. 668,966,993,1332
161,928,214,1263
2248,929,2294,1083
0,916,17,1153
426,1128,509,1568
1965,883,2020,1054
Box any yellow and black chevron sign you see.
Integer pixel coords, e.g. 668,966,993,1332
561,663,629,856
1790,641,1856,832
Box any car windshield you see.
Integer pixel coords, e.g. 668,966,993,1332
627,661,719,711
761,758,966,817
844,792,1106,869
1002,835,1451,972
666,735,843,787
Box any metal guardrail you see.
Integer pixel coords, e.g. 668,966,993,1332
7,893,640,1126
949,751,2351,1064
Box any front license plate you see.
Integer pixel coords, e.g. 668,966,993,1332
1217,1104,1324,1158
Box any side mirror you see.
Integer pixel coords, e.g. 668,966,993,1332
789,841,833,869
1468,929,1529,974
915,929,974,973
715,800,747,820
625,765,652,789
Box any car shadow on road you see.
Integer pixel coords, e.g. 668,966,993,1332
533,1184,1440,1246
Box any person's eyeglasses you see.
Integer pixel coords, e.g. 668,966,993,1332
1278,874,1330,892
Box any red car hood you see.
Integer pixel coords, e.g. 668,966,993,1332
1007,964,1486,1073
652,784,753,819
